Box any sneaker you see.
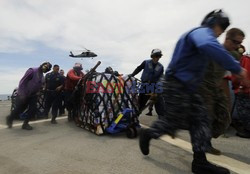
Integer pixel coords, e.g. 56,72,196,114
206,146,221,155
192,160,230,174
22,123,33,130
51,119,57,124
139,128,151,155
6,116,13,128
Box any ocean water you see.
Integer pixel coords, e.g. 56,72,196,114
0,94,11,101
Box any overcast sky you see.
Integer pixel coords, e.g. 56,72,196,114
0,0,250,94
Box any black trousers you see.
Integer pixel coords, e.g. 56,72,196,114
10,95,38,123
138,93,151,111
149,77,211,153
59,91,65,115
64,90,78,118
235,93,250,131
44,91,62,118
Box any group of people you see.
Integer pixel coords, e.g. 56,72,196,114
135,9,249,174
6,62,85,129
5,9,250,174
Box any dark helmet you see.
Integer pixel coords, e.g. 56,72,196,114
40,62,52,73
105,66,113,74
201,9,230,31
73,62,83,71
151,49,163,58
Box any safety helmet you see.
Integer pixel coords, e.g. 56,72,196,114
201,9,230,31
105,66,113,73
73,62,83,71
151,49,163,58
40,62,52,73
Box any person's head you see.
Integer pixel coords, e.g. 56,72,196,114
73,62,83,72
59,69,65,76
151,49,162,63
201,9,230,37
224,28,245,51
40,62,52,73
53,64,60,73
105,66,113,74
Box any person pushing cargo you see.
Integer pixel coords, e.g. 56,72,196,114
130,49,164,116
139,9,248,174
6,62,52,130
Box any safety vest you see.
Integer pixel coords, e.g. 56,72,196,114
141,59,163,83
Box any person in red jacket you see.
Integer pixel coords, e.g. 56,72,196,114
64,63,84,121
232,51,250,138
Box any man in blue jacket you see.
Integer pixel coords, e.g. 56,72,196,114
139,10,248,174
130,49,164,115
6,62,52,130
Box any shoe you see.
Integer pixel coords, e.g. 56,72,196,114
206,146,221,155
6,115,13,128
145,112,153,116
236,131,250,138
51,119,57,124
139,128,152,155
22,123,33,130
192,159,230,174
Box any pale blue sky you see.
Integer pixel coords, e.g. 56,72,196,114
0,0,250,94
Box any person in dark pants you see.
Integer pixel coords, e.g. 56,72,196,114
6,62,52,130
232,52,250,138
199,28,245,155
139,10,248,174
130,49,164,116
59,69,66,116
44,64,64,124
64,63,84,121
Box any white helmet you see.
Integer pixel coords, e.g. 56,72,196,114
151,49,163,58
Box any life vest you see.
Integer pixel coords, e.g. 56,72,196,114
141,59,163,83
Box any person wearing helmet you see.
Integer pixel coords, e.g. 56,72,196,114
139,10,248,174
6,62,52,130
130,49,164,116
231,45,250,138
105,66,121,76
64,63,84,121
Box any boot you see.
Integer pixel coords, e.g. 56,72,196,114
206,143,221,155
192,152,230,174
22,121,33,130
236,130,250,138
6,115,13,128
206,146,221,155
139,128,152,155
51,116,57,124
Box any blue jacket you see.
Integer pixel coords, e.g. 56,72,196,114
166,27,241,91
141,59,164,83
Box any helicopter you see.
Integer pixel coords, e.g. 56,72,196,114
69,48,97,58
